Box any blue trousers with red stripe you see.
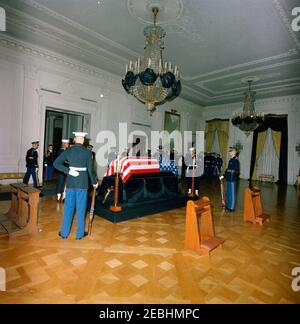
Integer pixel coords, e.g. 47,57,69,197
226,181,237,211
60,188,88,239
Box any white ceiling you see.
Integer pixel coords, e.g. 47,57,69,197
0,0,299,106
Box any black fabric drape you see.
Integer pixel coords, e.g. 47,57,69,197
249,115,288,184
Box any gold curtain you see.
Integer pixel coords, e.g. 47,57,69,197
252,131,268,180
216,122,229,167
204,129,215,153
205,119,229,165
271,130,281,159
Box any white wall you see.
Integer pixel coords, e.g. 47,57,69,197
0,37,203,182
202,96,300,185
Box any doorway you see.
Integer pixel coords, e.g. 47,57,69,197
44,108,90,155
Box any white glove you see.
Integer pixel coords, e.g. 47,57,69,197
219,175,224,180
93,183,99,189
69,169,79,177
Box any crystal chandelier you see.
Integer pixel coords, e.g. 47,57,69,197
122,6,181,115
231,80,264,136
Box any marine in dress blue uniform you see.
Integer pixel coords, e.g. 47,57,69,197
224,147,240,212
53,132,98,240
23,141,39,188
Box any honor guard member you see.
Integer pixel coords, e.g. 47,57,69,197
54,132,98,240
220,147,240,212
23,141,39,188
44,144,54,181
185,147,202,196
55,139,70,202
215,154,223,175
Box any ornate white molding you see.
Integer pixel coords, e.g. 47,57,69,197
0,36,121,87
5,6,130,70
127,0,184,25
18,0,140,58
183,49,298,81
195,59,300,95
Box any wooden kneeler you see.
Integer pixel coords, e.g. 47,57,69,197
0,183,40,238
243,187,270,225
185,196,224,255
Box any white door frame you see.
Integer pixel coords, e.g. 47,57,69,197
38,91,100,183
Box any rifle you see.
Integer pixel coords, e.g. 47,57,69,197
220,176,226,208
88,186,97,236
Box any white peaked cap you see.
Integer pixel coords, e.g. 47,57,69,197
73,132,88,138
61,139,70,143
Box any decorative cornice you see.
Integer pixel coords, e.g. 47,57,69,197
183,49,298,81
4,5,130,70
0,36,121,86
202,94,300,115
18,0,140,58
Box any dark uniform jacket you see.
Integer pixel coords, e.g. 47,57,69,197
216,157,223,169
26,148,38,168
185,153,203,178
44,150,54,166
225,157,240,182
53,144,96,189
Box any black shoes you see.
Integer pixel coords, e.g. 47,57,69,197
76,232,88,240
58,232,88,240
58,232,68,239
225,208,235,213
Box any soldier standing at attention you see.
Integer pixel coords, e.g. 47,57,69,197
220,147,240,212
23,141,39,188
185,147,202,197
55,139,70,202
54,132,98,240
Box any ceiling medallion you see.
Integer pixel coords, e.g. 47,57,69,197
127,0,184,25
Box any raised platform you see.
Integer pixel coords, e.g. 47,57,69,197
94,172,188,223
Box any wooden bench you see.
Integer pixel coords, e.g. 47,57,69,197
258,174,274,183
0,172,25,180
0,183,40,238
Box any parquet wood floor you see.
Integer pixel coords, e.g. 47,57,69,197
0,180,299,304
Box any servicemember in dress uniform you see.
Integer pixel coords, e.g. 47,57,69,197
54,132,98,240
55,139,70,202
44,144,54,181
185,147,202,196
23,141,39,188
215,154,223,175
220,147,240,212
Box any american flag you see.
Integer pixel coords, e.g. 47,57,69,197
105,156,160,183
159,156,178,175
